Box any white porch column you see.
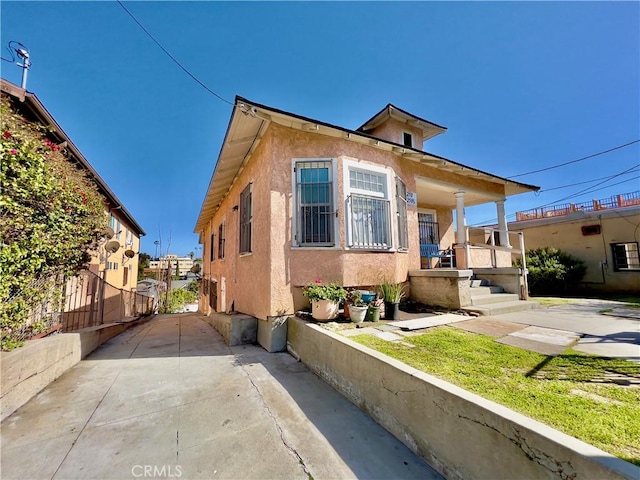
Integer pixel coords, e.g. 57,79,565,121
496,199,511,247
455,191,466,245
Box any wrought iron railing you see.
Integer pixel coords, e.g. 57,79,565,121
348,194,391,249
1,270,154,347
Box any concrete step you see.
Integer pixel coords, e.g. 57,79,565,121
470,293,520,306
461,300,540,316
468,286,504,295
470,279,492,288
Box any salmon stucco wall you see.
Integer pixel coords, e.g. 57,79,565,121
203,129,274,320
366,117,424,150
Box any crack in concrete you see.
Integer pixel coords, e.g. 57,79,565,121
381,377,416,397
238,362,312,479
457,414,576,479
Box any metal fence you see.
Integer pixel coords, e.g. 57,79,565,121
516,191,640,221
2,270,154,344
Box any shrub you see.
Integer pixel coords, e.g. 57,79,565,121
516,247,587,296
1,96,107,349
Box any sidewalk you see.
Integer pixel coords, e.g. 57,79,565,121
0,315,441,480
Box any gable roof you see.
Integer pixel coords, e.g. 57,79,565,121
356,103,447,141
194,96,539,233
1,79,145,236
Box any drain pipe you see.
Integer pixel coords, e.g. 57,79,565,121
287,342,301,362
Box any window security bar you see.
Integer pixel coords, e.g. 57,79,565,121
348,194,391,249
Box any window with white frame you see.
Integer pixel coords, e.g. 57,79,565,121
346,163,392,250
611,242,640,271
294,160,335,246
396,176,408,251
402,132,413,148
239,184,252,254
109,214,120,240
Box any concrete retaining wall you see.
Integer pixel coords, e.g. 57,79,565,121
1,319,149,421
205,312,257,346
408,269,473,309
287,317,638,480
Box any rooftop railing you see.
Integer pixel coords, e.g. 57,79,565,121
515,191,640,222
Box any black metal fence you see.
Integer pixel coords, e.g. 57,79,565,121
3,270,154,344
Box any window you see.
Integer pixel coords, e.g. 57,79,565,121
239,184,252,254
109,215,120,240
396,176,408,251
126,229,133,246
218,222,225,259
210,233,215,262
402,132,413,148
581,225,601,236
346,164,391,249
294,160,334,246
611,242,640,271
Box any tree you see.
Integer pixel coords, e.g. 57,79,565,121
138,252,151,280
1,96,107,349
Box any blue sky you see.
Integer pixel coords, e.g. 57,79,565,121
2,1,638,258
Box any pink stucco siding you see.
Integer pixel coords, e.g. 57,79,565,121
201,121,511,319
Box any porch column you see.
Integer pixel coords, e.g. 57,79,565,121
454,191,469,269
455,191,466,245
496,199,511,247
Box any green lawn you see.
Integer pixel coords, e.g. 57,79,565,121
352,327,640,465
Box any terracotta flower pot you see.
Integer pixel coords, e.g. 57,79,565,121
312,299,339,321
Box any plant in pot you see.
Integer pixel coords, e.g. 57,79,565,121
379,281,406,321
302,280,347,322
365,298,382,322
347,290,368,324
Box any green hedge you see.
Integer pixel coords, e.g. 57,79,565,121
516,247,586,296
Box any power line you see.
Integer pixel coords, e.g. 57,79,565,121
507,139,640,179
471,175,640,227
116,1,233,106
539,166,640,193
535,164,639,209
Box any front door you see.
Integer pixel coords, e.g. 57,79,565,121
418,211,439,245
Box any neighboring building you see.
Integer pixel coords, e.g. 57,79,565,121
510,191,640,293
194,98,538,349
149,255,195,278
1,79,145,291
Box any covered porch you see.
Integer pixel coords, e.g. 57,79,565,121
408,176,534,311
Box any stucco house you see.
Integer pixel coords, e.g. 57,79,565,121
510,191,640,293
194,97,538,349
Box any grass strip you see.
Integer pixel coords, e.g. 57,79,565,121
352,327,640,465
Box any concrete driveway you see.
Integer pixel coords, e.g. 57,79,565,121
493,299,640,362
0,315,441,480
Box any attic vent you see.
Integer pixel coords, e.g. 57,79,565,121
581,225,601,236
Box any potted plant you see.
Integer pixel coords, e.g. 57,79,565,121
379,281,406,321
365,298,382,322
302,280,347,322
347,290,368,324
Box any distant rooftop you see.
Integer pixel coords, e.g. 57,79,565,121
515,191,640,222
